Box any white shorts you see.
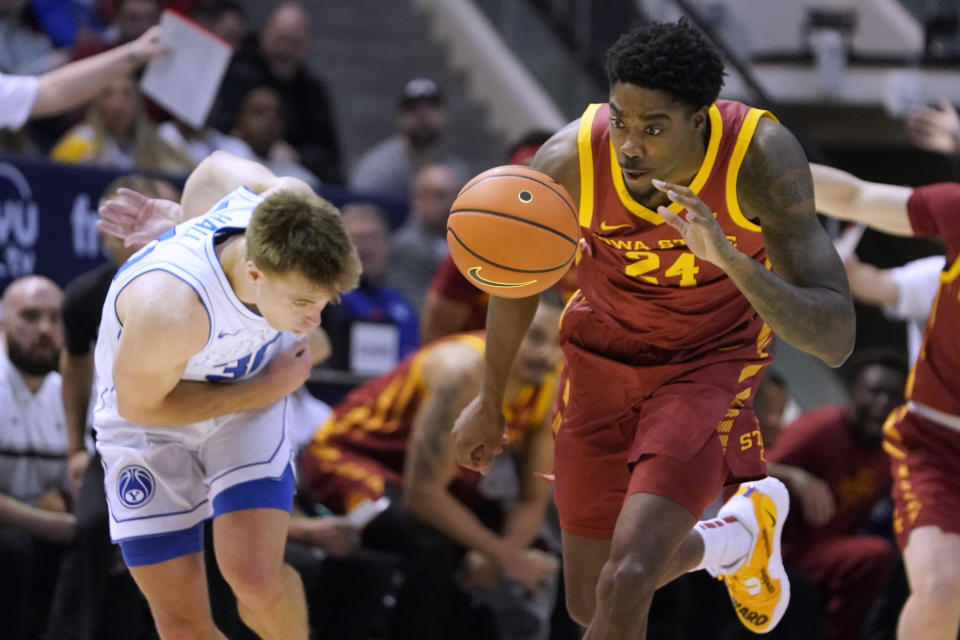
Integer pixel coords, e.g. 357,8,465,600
95,395,294,542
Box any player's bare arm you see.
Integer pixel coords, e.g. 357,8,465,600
181,151,315,220
406,343,555,590
656,118,855,366
452,123,579,473
502,416,555,549
99,152,319,247
113,271,311,425
810,163,914,236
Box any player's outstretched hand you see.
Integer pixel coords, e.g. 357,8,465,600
261,336,313,402
452,395,507,474
653,179,737,267
97,188,182,248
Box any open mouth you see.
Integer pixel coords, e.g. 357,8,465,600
622,169,648,181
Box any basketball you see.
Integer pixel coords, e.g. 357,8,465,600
446,165,579,298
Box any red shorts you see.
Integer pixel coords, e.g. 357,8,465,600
298,443,395,514
885,407,960,550
553,339,769,539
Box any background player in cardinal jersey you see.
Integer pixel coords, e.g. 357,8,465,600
812,163,960,640
92,151,361,639
452,20,855,639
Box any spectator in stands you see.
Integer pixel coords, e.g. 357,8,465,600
157,115,256,167
766,348,908,640
72,0,160,59
212,1,343,183
349,77,469,201
0,275,75,640
0,24,165,132
190,0,247,49
323,202,419,372
300,293,565,640
50,72,194,173
229,84,319,186
387,162,461,314
0,0,68,74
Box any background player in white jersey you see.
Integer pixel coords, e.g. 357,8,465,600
92,150,361,639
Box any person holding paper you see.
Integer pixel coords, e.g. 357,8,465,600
0,25,166,131
51,73,194,173
90,150,362,640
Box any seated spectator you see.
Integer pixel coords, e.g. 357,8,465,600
190,0,247,49
767,348,908,640
386,162,462,313
300,294,564,640
754,368,790,448
229,84,319,186
71,0,159,59
349,77,469,201
157,116,255,167
323,202,419,373
50,72,194,173
0,0,68,74
0,275,75,640
212,1,343,183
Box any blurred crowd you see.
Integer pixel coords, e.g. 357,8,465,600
2,1,960,639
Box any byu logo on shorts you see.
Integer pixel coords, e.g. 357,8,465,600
117,466,155,509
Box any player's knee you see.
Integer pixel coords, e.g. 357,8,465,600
597,555,657,603
219,555,285,605
565,586,595,628
912,566,960,609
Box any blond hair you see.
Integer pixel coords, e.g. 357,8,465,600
246,190,361,297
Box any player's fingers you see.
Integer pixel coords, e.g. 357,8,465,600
96,219,125,238
657,206,687,233
651,179,692,196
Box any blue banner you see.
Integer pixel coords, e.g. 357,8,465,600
0,156,408,294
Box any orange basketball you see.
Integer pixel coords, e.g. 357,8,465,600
446,165,579,298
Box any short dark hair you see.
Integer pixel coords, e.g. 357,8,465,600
246,190,361,297
604,19,725,112
843,347,909,388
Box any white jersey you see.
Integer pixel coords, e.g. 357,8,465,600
92,186,297,540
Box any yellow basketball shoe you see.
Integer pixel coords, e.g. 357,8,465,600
714,477,791,634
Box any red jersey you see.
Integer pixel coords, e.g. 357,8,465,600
307,333,559,501
769,406,891,558
573,100,772,354
904,184,960,416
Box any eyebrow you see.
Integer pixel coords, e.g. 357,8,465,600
609,103,671,121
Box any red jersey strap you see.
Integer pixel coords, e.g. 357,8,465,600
577,101,777,231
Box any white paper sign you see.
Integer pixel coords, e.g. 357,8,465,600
140,10,233,129
349,322,400,376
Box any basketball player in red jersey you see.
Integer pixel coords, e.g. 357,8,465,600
812,163,960,640
453,20,855,638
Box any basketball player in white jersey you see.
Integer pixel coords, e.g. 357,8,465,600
92,150,361,639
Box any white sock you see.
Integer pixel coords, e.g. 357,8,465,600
689,515,753,572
